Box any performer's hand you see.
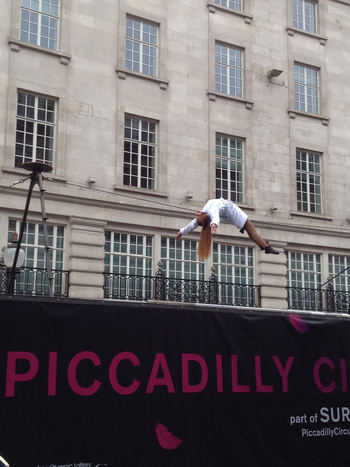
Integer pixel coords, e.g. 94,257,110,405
176,231,182,239
211,224,217,234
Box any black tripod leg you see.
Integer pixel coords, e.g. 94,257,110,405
37,172,54,297
7,176,36,294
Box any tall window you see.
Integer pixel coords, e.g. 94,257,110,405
293,0,317,34
296,149,322,214
329,255,350,292
161,237,205,302
161,238,204,280
215,0,242,11
123,115,156,189
20,0,60,50
213,243,255,305
126,16,158,77
15,91,56,168
104,232,153,299
8,219,65,294
287,251,322,309
216,134,244,202
215,43,243,97
328,255,350,312
294,63,319,114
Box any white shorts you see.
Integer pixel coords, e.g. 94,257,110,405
222,200,248,230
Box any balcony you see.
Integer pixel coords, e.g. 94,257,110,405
103,272,261,307
287,286,350,313
0,266,70,297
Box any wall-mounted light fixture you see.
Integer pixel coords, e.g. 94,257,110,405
267,69,283,79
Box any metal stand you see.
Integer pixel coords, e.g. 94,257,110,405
7,162,54,297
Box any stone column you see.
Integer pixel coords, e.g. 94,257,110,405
68,217,106,299
257,241,288,309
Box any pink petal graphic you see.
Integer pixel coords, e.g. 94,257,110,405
289,314,308,333
155,421,183,450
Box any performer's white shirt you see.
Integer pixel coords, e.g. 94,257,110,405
180,198,248,236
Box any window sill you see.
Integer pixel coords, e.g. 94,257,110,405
1,165,67,183
290,211,333,221
286,27,327,45
237,203,255,211
288,109,330,126
207,2,253,24
330,0,350,5
208,91,253,109
116,67,169,90
114,184,168,198
8,39,71,65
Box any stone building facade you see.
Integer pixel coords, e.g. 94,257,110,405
0,0,350,308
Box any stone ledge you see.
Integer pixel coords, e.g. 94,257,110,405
330,0,350,4
208,91,254,109
286,27,327,45
116,67,169,89
8,38,71,64
207,2,253,23
290,211,333,221
261,298,288,310
288,109,330,126
114,185,168,198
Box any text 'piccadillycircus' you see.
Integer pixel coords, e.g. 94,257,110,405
3,351,349,397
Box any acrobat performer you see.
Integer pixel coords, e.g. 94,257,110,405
176,198,279,260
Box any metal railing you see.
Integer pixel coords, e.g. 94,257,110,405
103,271,261,307
287,285,350,313
0,266,70,297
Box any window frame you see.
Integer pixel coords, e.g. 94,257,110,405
20,0,60,51
215,41,244,98
8,0,70,64
207,0,253,23
293,0,317,34
213,242,255,285
287,250,323,310
212,242,256,306
296,148,323,214
125,15,158,78
287,0,327,45
215,133,245,203
328,255,350,292
294,62,320,115
116,8,168,89
15,90,57,168
160,237,205,281
104,231,153,276
214,0,243,12
104,231,153,300
123,114,158,191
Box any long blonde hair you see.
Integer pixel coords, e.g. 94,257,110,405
197,214,212,260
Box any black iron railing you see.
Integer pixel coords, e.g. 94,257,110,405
0,266,70,297
287,286,350,313
103,272,261,307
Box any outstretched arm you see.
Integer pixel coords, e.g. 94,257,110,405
177,218,198,238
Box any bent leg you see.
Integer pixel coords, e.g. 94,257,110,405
243,220,279,254
244,219,268,249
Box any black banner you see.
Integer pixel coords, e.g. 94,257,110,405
0,298,350,467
